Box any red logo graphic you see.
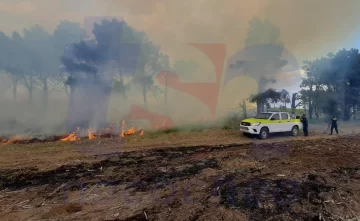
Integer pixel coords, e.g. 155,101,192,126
129,43,227,128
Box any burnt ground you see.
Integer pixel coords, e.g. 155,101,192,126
1,134,360,221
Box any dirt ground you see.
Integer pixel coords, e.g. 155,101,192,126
1,123,360,221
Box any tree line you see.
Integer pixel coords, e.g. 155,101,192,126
0,21,84,107
248,48,360,122
0,19,198,110
1,17,357,127
299,49,360,121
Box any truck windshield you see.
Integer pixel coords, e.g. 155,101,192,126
254,113,272,119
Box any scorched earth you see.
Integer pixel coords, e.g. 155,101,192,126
0,124,360,221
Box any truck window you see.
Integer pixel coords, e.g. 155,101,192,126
281,113,289,120
271,113,280,120
255,113,272,119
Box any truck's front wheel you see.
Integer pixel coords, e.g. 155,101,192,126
291,126,299,136
258,127,269,140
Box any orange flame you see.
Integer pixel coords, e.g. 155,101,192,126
120,120,142,137
61,133,78,141
88,130,95,140
61,127,79,141
125,127,136,135
3,136,24,144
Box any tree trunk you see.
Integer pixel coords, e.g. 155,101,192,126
256,101,261,114
314,105,319,119
257,77,266,113
308,88,313,119
291,93,297,117
308,102,313,119
241,99,247,118
315,112,319,119
119,71,128,108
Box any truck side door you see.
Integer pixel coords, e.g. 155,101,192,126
280,112,291,132
270,113,281,132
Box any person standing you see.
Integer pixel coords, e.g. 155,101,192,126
330,116,339,135
300,114,308,136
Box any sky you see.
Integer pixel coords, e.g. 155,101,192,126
1,0,360,95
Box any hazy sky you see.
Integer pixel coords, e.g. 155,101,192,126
1,0,360,94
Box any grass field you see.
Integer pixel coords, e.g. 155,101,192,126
1,122,360,220
0,122,351,171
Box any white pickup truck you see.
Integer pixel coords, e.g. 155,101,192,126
240,112,303,139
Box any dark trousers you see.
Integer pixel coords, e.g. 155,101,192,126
303,126,308,136
331,124,338,134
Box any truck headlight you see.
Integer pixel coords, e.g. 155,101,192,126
251,122,261,126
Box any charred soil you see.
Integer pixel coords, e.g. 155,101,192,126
1,134,360,220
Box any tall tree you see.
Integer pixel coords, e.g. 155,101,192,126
22,25,58,108
280,89,291,108
0,31,37,104
248,88,282,112
133,37,167,108
61,19,153,130
0,32,20,101
240,99,247,118
244,17,284,48
52,21,85,97
230,17,287,113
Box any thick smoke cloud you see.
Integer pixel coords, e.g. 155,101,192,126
2,0,360,62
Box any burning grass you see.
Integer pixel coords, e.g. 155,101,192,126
1,122,360,172
0,114,237,146
0,126,242,171
0,120,145,145
0,118,223,146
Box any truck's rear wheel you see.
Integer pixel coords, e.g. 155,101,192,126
291,126,299,136
258,127,269,140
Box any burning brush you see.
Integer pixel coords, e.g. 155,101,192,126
61,127,80,141
0,121,144,145
120,120,144,138
88,130,96,140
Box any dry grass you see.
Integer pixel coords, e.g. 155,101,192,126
0,127,240,170
0,122,359,171
0,142,91,171
2,123,360,220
